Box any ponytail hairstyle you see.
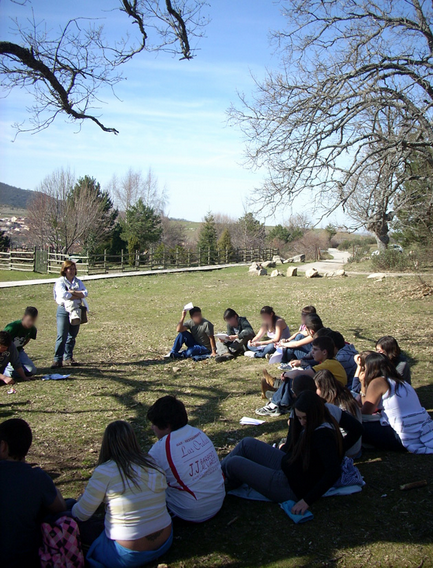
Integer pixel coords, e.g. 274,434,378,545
315,370,359,417
364,352,405,392
289,391,343,471
98,421,160,492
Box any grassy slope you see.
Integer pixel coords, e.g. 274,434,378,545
1,267,433,568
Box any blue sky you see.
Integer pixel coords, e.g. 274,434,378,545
0,0,342,225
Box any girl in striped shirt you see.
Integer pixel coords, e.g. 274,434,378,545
72,421,172,568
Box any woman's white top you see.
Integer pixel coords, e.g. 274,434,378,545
72,460,171,541
53,276,88,306
267,319,291,340
380,379,433,454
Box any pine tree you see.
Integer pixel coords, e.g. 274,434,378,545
217,228,234,262
121,198,162,264
197,213,218,264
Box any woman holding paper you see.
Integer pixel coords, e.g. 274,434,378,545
221,391,343,515
245,306,290,359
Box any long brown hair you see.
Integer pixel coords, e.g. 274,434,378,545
98,421,159,491
315,370,359,417
375,336,401,365
364,353,405,391
289,391,343,471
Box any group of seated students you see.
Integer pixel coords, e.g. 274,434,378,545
0,396,225,568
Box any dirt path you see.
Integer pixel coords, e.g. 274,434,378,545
296,248,351,273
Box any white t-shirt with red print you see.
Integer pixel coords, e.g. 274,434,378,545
149,424,225,522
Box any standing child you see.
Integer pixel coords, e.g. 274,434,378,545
4,307,38,378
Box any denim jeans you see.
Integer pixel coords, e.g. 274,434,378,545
247,343,276,358
87,527,173,568
54,305,80,362
221,437,297,503
271,379,294,408
170,331,209,358
4,350,37,378
362,421,406,452
281,334,312,363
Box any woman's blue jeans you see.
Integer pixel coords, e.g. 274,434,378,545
248,343,276,358
54,305,80,362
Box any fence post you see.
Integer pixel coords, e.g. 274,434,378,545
163,246,166,269
121,249,124,271
135,250,139,269
150,246,153,270
198,247,201,266
187,249,191,267
103,249,107,273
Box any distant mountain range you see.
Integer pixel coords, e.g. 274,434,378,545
0,182,38,211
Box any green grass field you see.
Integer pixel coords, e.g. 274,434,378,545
1,266,433,568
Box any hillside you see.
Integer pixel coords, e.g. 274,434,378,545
0,182,38,210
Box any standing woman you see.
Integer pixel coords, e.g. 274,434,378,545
245,306,290,359
51,260,88,368
72,421,173,568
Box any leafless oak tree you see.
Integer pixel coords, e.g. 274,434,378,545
0,0,208,134
28,169,115,253
108,167,168,212
230,0,433,247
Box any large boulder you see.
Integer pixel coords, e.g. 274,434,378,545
249,268,268,276
367,272,386,281
335,269,347,277
293,254,306,263
270,269,284,278
305,268,320,278
249,262,262,272
324,271,335,278
262,260,276,269
286,267,298,277
272,255,285,265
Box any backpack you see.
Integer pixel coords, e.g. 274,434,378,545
39,516,85,568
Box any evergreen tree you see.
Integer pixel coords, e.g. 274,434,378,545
217,228,234,261
121,198,162,263
0,230,10,251
197,213,218,264
267,224,291,244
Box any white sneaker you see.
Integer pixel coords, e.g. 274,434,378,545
163,353,172,359
244,351,256,358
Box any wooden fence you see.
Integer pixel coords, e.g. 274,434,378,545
0,247,279,276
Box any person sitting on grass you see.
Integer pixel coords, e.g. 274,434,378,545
245,306,290,359
72,421,173,568
3,306,38,379
360,353,433,454
147,396,225,523
278,375,363,459
279,313,324,370
375,335,411,384
256,336,347,417
169,306,217,359
328,331,358,389
315,370,362,458
215,308,255,363
0,418,67,568
222,391,343,515
0,331,30,386
277,306,317,363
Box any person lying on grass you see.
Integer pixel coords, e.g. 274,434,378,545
3,306,38,379
222,391,343,515
0,331,31,386
215,308,255,363
360,353,433,454
169,306,217,359
72,421,173,568
256,336,347,417
147,396,225,523
245,306,291,359
0,419,67,568
277,306,318,363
